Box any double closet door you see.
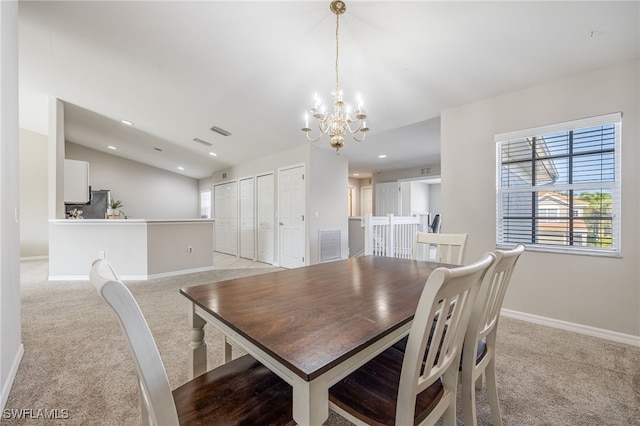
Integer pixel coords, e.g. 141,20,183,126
214,174,276,263
213,166,304,267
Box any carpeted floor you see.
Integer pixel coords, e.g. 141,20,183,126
3,259,639,425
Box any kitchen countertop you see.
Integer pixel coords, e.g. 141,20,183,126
50,218,215,224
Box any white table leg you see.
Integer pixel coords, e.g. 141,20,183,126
188,304,207,379
292,376,329,426
223,336,233,363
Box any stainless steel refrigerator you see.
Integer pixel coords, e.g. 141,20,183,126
65,189,110,219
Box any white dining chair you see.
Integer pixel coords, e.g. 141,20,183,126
461,244,525,426
89,258,294,426
329,252,495,426
413,231,469,265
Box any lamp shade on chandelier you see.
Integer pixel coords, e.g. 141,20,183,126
302,0,369,153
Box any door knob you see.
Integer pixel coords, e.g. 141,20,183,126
279,222,284,225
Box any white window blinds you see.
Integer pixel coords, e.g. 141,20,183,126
496,113,621,256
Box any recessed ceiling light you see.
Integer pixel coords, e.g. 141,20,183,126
209,152,217,157
121,119,133,126
107,145,117,150
177,166,184,171
378,154,387,158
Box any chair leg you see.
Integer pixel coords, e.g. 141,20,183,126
138,379,151,426
223,335,232,363
442,396,457,426
462,371,478,426
475,371,486,390
485,360,503,426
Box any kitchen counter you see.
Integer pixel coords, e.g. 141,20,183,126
49,219,215,280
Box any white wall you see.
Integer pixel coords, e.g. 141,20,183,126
308,146,349,263
1,0,24,411
441,59,640,338
66,142,199,219
429,183,441,219
410,181,429,215
19,129,48,258
372,164,441,185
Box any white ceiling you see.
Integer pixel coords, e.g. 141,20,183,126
18,1,640,179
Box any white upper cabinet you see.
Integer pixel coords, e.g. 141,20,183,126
64,159,90,204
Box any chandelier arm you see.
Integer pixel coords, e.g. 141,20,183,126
305,131,324,142
345,121,362,134
318,116,331,133
352,132,366,142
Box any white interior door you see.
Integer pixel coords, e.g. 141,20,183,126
214,181,238,256
361,186,373,216
278,165,305,268
375,182,400,216
239,177,255,260
256,173,275,264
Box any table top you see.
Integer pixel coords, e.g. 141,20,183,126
180,256,441,381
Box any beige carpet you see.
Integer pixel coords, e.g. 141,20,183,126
3,259,639,425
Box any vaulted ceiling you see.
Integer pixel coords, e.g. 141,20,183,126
18,1,640,179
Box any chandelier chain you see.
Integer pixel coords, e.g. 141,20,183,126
335,11,340,91
302,0,369,153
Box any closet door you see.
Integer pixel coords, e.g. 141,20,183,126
239,177,255,260
256,173,275,264
214,181,238,256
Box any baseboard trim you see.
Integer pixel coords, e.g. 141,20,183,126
1,343,24,412
48,266,216,282
20,255,48,261
146,266,216,280
501,308,640,347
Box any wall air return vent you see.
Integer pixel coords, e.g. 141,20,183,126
319,229,341,263
193,138,213,146
210,126,231,137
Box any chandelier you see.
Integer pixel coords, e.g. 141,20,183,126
302,0,369,154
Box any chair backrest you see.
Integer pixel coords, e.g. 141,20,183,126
466,244,525,349
430,214,441,233
413,231,469,265
396,252,495,424
89,259,180,426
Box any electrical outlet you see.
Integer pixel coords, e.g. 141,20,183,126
99,251,105,259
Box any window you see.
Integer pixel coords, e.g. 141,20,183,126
200,190,211,218
496,113,621,256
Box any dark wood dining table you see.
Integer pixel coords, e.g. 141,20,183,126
180,255,442,426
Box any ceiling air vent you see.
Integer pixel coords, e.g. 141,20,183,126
193,138,212,147
210,126,231,137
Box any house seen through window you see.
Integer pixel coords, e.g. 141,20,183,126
496,113,621,256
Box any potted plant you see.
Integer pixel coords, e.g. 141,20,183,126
107,199,124,217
